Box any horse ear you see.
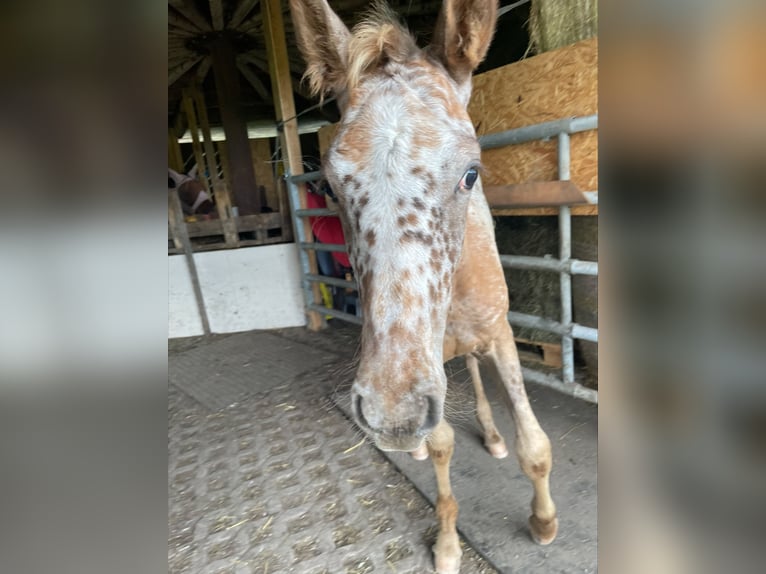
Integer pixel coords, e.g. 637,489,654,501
168,168,184,187
430,0,498,86
288,0,351,100
188,164,198,179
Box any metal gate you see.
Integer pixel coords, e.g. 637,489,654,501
285,115,599,403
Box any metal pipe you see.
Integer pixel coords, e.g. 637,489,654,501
558,132,575,385
570,259,599,275
307,303,363,325
479,115,598,150
285,175,317,322
299,242,347,253
507,311,598,342
305,274,357,290
572,324,599,342
499,254,598,276
521,368,598,404
295,208,339,218
287,170,322,184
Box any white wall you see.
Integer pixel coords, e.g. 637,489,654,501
169,243,306,338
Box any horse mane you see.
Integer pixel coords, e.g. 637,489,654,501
346,2,418,92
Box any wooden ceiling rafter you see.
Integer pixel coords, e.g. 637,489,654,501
209,0,225,30
168,0,212,32
169,55,204,86
197,57,213,82
228,0,260,29
168,9,205,35
169,0,461,131
236,59,271,101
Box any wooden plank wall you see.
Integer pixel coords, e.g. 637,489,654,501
468,37,598,216
250,138,279,211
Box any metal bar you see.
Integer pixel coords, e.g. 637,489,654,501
287,170,322,184
307,304,363,325
168,190,211,335
300,242,347,253
508,311,598,343
570,259,599,275
479,114,598,150
558,132,575,386
286,175,317,322
499,254,598,276
305,274,357,290
572,324,599,342
295,208,339,217
521,368,598,404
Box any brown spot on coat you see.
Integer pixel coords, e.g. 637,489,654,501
365,230,376,246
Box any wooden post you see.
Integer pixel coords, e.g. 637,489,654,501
210,37,262,216
183,87,239,247
181,91,208,190
168,129,183,172
190,86,239,246
262,0,323,330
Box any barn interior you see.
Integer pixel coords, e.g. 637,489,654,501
168,1,598,573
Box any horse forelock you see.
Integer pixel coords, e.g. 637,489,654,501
346,3,418,93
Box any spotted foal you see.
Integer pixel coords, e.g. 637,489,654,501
290,1,557,571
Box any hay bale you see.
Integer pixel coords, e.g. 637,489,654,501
494,216,560,343
495,215,599,389
528,0,598,54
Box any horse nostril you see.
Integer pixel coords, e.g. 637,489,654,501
421,395,441,434
354,393,370,430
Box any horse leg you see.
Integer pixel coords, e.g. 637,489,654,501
489,324,558,545
467,354,509,459
410,442,429,460
428,418,462,574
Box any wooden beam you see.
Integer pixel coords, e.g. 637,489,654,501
211,38,262,215
229,0,260,29
168,9,204,35
239,52,269,68
263,0,323,331
491,205,598,216
168,129,184,172
181,91,209,192
169,0,212,32
209,0,224,30
189,86,240,246
236,61,271,101
169,54,194,70
169,55,203,86
239,13,263,32
483,181,588,208
196,56,212,82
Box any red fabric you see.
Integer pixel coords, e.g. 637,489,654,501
306,191,351,268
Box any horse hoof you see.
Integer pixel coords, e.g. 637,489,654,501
487,442,508,459
410,443,429,461
530,515,558,546
434,553,461,574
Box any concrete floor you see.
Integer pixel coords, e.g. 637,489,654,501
169,322,597,573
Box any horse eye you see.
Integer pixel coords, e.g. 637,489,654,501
459,168,479,191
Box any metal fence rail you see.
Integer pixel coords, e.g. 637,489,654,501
285,114,599,404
